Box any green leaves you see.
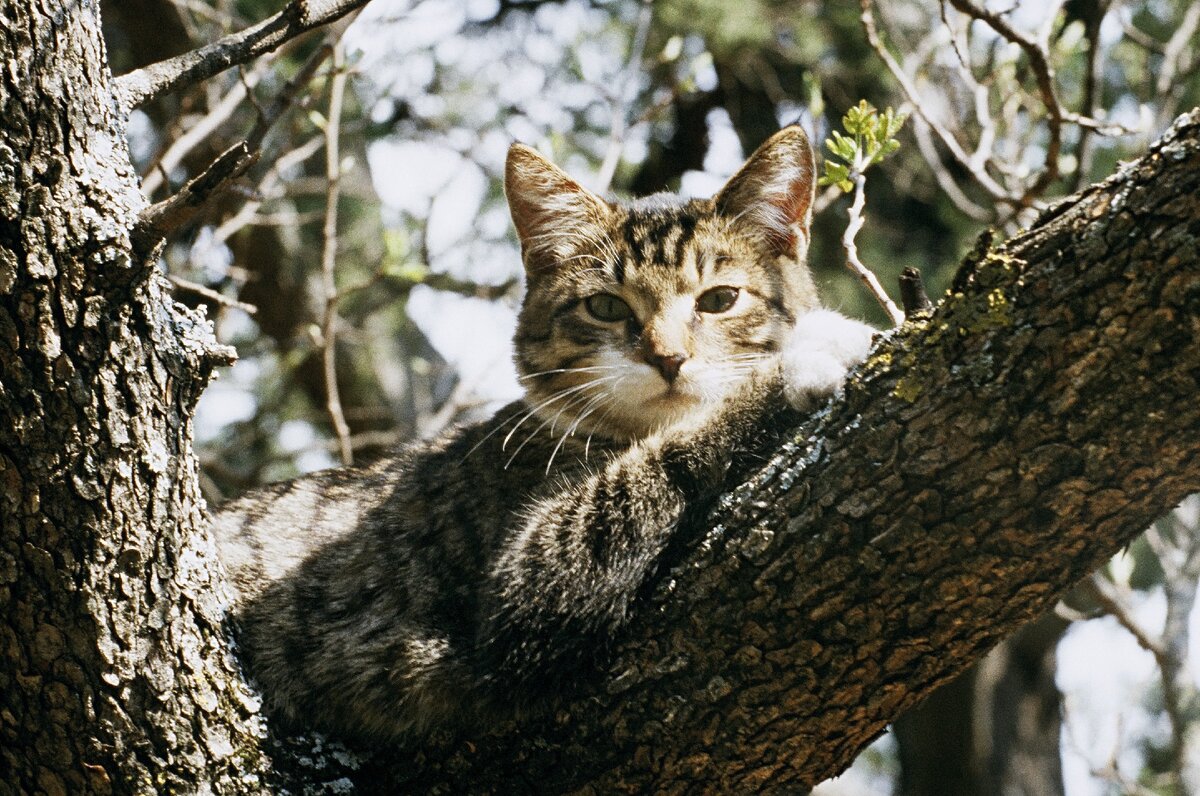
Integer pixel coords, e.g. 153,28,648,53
819,100,907,192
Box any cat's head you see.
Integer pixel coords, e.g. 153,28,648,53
505,126,821,442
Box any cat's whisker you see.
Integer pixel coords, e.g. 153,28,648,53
501,382,601,452
546,383,609,438
544,393,609,474
460,403,542,462
517,364,624,382
503,376,625,466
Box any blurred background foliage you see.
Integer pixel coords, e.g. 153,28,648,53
103,0,1200,792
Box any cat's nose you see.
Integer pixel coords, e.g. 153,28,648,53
645,352,687,384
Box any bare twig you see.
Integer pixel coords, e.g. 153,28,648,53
212,136,325,244
910,113,992,221
1155,2,1200,129
1086,572,1166,664
319,45,353,466
132,142,259,259
595,0,654,193
115,0,370,110
1072,1,1110,191
842,161,904,326
168,274,259,315
860,0,1013,203
898,267,933,316
945,0,1064,205
140,58,272,197
246,39,338,149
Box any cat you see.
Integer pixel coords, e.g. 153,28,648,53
212,125,877,744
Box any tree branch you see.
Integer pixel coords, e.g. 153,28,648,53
114,0,369,110
279,108,1200,791
131,141,259,260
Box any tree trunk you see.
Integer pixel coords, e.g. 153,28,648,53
0,1,270,791
2,3,1200,792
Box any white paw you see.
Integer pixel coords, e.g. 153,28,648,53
782,309,876,409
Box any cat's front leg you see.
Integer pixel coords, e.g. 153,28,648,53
781,309,877,410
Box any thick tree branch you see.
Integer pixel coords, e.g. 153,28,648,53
286,110,1200,791
114,0,368,110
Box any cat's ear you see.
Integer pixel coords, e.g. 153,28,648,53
714,126,816,261
505,144,611,274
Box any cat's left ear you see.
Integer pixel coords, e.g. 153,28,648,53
505,144,611,274
714,126,816,261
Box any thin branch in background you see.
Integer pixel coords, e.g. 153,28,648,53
910,113,991,221
1071,0,1110,191
842,162,904,326
246,38,338,149
168,274,259,314
212,135,325,244
319,44,354,466
945,0,1064,206
860,0,1013,205
594,0,653,194
115,0,371,109
140,58,273,197
1154,2,1200,129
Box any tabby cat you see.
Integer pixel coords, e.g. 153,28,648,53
213,126,876,743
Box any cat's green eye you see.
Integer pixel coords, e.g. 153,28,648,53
696,287,740,314
585,293,634,322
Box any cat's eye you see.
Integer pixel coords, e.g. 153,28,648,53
696,287,740,313
585,293,634,322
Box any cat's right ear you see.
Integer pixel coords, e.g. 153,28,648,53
505,144,611,274
714,126,817,263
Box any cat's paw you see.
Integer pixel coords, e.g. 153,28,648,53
782,309,877,409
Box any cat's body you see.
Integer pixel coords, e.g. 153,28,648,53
213,127,876,744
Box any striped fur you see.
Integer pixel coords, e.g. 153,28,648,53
212,127,876,744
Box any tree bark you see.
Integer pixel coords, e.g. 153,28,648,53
0,1,270,792
2,2,1200,792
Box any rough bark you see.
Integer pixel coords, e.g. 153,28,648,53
0,0,270,792
2,1,1200,793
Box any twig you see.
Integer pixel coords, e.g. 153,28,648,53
140,58,272,197
1085,572,1165,665
319,45,353,466
1155,2,1200,129
167,274,259,314
595,0,654,194
115,0,370,110
1072,1,1109,191
842,161,904,326
132,142,259,259
910,113,992,221
212,136,325,244
860,0,1013,204
946,0,1064,205
246,39,338,149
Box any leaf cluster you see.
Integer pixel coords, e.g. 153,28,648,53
819,100,906,192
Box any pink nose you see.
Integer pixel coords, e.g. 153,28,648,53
645,352,687,383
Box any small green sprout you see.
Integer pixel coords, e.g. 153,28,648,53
819,100,907,192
